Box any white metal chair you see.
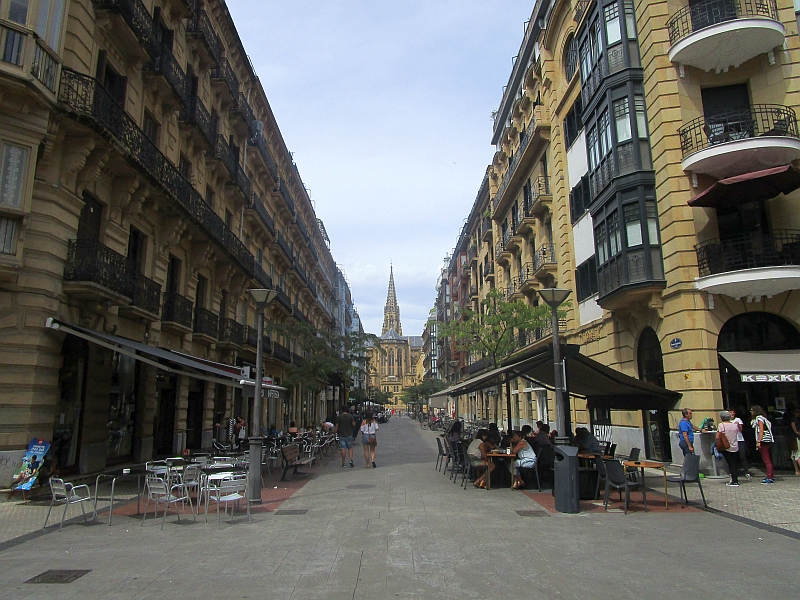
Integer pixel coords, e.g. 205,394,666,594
44,478,92,531
181,464,202,511
206,474,251,528
141,473,195,529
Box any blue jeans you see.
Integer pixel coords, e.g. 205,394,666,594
338,435,353,450
680,441,693,456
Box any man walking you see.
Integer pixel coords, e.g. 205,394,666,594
334,405,356,468
679,408,699,456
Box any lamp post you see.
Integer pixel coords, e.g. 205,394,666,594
246,288,277,503
448,358,460,419
537,288,571,436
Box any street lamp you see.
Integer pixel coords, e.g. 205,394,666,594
246,288,277,503
537,288,570,436
448,358,460,418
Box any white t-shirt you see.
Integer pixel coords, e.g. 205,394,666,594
732,417,745,442
360,422,379,435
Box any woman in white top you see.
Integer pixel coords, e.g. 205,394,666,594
717,411,740,486
750,405,775,484
509,431,537,490
360,412,379,468
728,408,749,478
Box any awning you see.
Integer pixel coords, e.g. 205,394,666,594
432,345,681,411
429,395,448,409
719,350,800,383
46,318,285,391
688,165,800,208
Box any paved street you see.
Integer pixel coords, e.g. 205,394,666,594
0,416,797,599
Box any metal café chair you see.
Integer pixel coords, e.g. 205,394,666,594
43,478,92,531
206,474,251,529
141,473,195,530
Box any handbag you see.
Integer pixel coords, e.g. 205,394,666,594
716,425,731,451
368,435,378,447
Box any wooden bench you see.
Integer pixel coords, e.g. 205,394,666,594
280,444,313,481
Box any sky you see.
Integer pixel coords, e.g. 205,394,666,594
228,1,535,336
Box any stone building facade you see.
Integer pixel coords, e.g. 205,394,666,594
0,0,345,483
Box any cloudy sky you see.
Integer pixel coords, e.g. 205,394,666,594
229,1,534,336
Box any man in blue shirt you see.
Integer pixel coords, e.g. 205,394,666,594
678,408,699,455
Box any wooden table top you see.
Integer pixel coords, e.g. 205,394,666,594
578,453,614,460
622,460,665,469
486,452,516,458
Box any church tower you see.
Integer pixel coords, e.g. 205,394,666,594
382,266,402,335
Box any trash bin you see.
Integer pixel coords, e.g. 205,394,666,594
553,445,580,513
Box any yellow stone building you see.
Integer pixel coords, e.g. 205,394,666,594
367,268,422,406
439,0,800,464
0,0,346,484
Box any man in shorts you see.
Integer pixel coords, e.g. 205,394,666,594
334,405,356,468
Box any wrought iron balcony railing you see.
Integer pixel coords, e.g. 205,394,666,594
276,232,293,261
482,215,493,241
272,341,291,363
308,279,318,297
484,261,495,277
252,263,273,290
246,325,258,347
64,238,131,299
667,0,778,46
208,135,250,198
574,0,590,23
130,271,161,316
231,92,256,136
696,230,800,277
162,292,193,329
194,307,218,339
187,8,221,66
58,69,256,284
248,132,278,182
276,178,295,214
495,241,504,262
679,104,799,159
294,261,308,285
179,95,216,147
219,318,244,346
92,0,155,58
211,58,239,100
275,289,293,313
144,44,189,106
502,228,512,252
533,243,557,272
292,352,305,367
294,216,310,245
247,192,275,236
293,306,310,324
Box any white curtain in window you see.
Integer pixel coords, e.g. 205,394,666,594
0,143,28,208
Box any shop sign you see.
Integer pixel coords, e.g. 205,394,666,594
669,338,682,350
741,373,800,382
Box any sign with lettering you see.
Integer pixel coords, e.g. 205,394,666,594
741,373,800,382
669,338,682,350
11,438,51,492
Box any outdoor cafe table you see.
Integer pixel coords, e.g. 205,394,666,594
93,465,149,526
621,460,669,510
200,466,248,516
484,452,516,490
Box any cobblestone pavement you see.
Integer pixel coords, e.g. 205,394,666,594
0,418,796,599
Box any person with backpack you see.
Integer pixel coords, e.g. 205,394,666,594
716,411,740,487
750,405,775,484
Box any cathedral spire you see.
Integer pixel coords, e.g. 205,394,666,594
382,266,402,335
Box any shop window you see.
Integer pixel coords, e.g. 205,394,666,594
107,353,139,461
575,256,598,302
0,142,28,208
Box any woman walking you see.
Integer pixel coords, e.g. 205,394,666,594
750,405,775,484
717,411,740,487
360,411,379,468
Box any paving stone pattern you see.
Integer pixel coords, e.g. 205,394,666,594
0,417,796,599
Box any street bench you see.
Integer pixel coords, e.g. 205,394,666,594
280,443,312,481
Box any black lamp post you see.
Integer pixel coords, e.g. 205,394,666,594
537,288,570,436
246,288,277,503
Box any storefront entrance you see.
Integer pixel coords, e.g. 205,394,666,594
155,373,177,456
186,379,204,450
637,327,672,462
53,336,88,473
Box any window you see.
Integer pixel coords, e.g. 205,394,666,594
569,175,592,222
564,35,578,81
0,216,17,254
0,142,29,208
563,96,583,149
225,210,233,229
624,203,642,246
634,96,648,139
97,53,127,107
624,0,638,40
646,200,659,245
7,0,29,24
595,222,607,264
599,110,612,161
35,0,65,50
205,185,214,208
576,256,598,302
179,154,192,181
608,210,620,256
614,98,631,143
604,4,622,46
143,112,159,146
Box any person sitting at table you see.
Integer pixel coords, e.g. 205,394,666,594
488,423,500,445
288,421,299,434
322,420,334,433
521,424,532,438
549,429,558,445
574,427,602,454
534,423,551,448
467,429,495,489
509,431,537,490
447,419,463,444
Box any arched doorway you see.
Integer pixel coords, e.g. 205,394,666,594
718,312,800,412
637,327,670,461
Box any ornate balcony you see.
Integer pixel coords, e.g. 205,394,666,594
481,216,493,242
245,325,258,348
58,69,256,285
246,192,275,237
274,289,293,315
484,261,495,281
695,230,800,298
179,95,216,148
294,216,310,246
292,352,305,367
468,246,477,264
92,0,154,62
470,285,478,299
0,21,61,95
275,232,293,263
143,44,189,107
230,93,256,137
272,341,291,363
518,262,539,293
293,261,308,286
211,58,239,102
497,231,513,265
527,176,552,217
63,239,133,304
207,135,250,199
162,292,193,334
275,178,295,214
667,0,784,73
187,8,220,67
252,263,272,290
248,132,278,182
533,243,557,280
193,307,218,343
218,318,244,349
679,104,800,178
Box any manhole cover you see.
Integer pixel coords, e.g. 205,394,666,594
274,509,308,515
26,570,91,584
347,484,376,489
516,510,549,517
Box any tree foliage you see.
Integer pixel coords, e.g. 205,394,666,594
440,288,561,369
401,378,447,405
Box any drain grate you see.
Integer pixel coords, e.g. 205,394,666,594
274,509,308,515
26,570,91,584
516,510,549,517
347,484,376,489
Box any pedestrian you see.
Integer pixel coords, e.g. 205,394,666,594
235,416,247,450
334,405,356,468
790,406,800,476
678,408,699,456
728,407,750,479
750,405,775,484
360,411,379,468
717,411,740,487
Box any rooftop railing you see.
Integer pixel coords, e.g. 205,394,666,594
667,0,778,46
